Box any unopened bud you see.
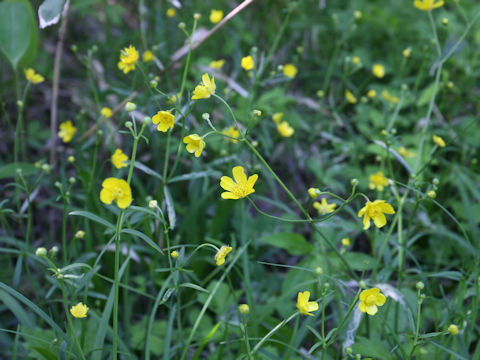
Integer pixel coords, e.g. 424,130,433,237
68,177,76,184
148,200,158,209
36,247,47,257
193,13,201,20
143,116,152,125
350,178,359,187
416,281,424,290
239,304,250,314
314,267,323,275
68,156,75,163
125,102,136,112
427,190,436,199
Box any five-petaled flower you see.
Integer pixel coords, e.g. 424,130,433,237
101,107,112,118
222,126,240,143
433,135,446,148
183,134,205,158
117,45,139,74
369,171,389,191
283,64,298,78
277,121,294,137
220,166,258,200
358,200,395,230
70,302,89,318
25,68,44,84
414,0,444,11
152,110,175,132
241,56,254,71
215,245,232,265
100,177,132,209
359,288,386,316
372,64,385,78
296,291,319,316
314,198,337,215
210,9,224,24
192,73,216,100
112,149,129,169
58,120,77,143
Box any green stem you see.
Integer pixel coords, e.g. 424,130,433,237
251,311,299,355
60,280,86,360
408,296,423,359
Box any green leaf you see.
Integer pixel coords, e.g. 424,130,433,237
343,252,377,270
416,83,435,107
259,232,314,255
0,289,35,327
16,0,38,68
0,163,37,179
0,1,32,68
38,0,66,28
122,228,164,255
352,336,392,359
69,210,115,230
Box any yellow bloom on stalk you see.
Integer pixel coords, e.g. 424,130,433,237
345,90,357,104
75,230,85,239
358,200,395,230
117,45,139,74
171,250,179,258
101,107,112,118
277,121,294,137
209,59,226,69
192,73,216,100
111,149,129,169
210,9,224,24
369,171,389,191
283,64,298,78
25,68,45,84
70,302,89,318
220,166,258,200
308,187,321,199
341,238,351,247
152,110,175,132
222,126,240,143
414,0,444,11
372,64,385,78
272,112,284,123
241,56,254,71
142,50,154,62
313,198,337,215
398,146,415,158
100,177,132,209
215,245,232,266
58,120,77,143
359,288,386,316
183,134,205,158
168,93,181,104
296,291,319,316
433,135,446,147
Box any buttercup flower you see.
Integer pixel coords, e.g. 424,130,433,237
308,187,321,199
210,9,224,24
414,0,444,11
342,238,351,247
239,304,250,315
222,126,240,143
215,245,232,265
448,324,459,335
100,177,132,209
58,120,77,143
25,68,45,84
283,64,298,78
277,121,294,137
403,47,412,58
313,198,337,215
152,110,175,132
209,59,225,69
433,135,446,147
359,288,386,315
112,149,129,169
192,73,216,100
171,250,179,258
183,134,205,158
369,171,389,191
372,64,385,78
117,45,139,74
142,50,154,62
101,107,112,118
296,291,319,316
220,166,258,200
358,200,395,230
345,90,357,104
272,112,284,123
70,302,89,318
166,8,176,17
398,146,415,158
241,56,254,71
367,89,376,98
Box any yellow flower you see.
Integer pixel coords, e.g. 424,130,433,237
313,198,337,215
215,245,232,265
448,324,459,335
70,302,89,318
272,112,284,123
358,200,395,230
414,0,444,11
209,59,225,69
24,68,44,84
382,90,399,104
75,230,85,239
369,171,389,191
342,238,350,247
210,9,224,24
222,126,240,143
345,90,357,104
166,8,176,17
192,73,216,100
100,177,132,209
398,146,416,158
117,45,139,74
359,288,386,316
367,89,376,98
308,187,321,199
372,64,385,78
352,56,361,65
402,47,412,58
241,56,254,71
142,50,154,62
152,110,175,132
433,135,446,147
277,121,294,137
296,291,319,316
101,107,112,118
183,134,205,157
283,64,298,78
58,120,77,143
171,250,179,258
220,166,258,200
112,149,129,169
168,93,181,104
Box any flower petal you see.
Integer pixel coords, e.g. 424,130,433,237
366,305,378,316
220,176,236,192
232,166,247,184
376,293,386,306
221,191,240,200
246,174,258,189
373,213,387,228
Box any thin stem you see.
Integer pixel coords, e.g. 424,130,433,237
251,312,299,355
60,280,86,360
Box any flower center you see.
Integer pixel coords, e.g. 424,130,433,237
365,295,377,306
232,184,249,198
113,187,124,198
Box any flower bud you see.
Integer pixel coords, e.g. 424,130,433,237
75,230,85,239
42,164,51,173
442,17,449,26
125,121,133,129
308,187,321,199
239,304,250,315
178,22,186,29
252,109,262,117
54,181,62,188
314,267,323,275
96,129,103,136
345,347,353,355
358,280,367,289
354,10,362,19
50,246,59,257
68,156,75,163
69,177,76,184
150,79,158,88
148,200,158,209
17,100,24,108
448,324,459,335
350,178,359,187
125,102,136,112
143,116,152,125
427,190,436,199
416,281,424,291
71,44,78,52
171,250,179,258
193,13,201,20
316,90,325,98
36,247,47,257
